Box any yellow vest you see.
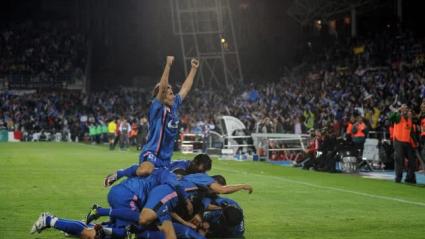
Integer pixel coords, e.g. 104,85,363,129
108,121,117,133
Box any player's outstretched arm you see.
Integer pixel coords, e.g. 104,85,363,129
209,182,253,194
157,56,174,102
178,58,199,100
104,164,139,187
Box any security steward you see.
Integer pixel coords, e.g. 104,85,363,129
390,104,416,184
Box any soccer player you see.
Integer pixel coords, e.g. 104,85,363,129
190,175,245,238
98,173,251,231
94,184,191,239
88,169,190,228
203,197,245,238
90,191,199,238
105,166,252,195
104,154,212,187
170,154,212,174
30,212,113,239
137,56,199,175
183,173,253,195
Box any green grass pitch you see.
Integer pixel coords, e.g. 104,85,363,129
1,143,425,239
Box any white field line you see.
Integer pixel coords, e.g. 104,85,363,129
214,166,425,208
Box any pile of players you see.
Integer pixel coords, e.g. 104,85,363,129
29,56,253,239
30,154,251,239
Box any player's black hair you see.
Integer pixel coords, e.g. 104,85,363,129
192,192,208,215
212,175,226,186
223,205,243,227
173,200,192,221
192,154,212,171
172,168,188,177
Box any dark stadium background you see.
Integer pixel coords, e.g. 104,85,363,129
1,0,423,90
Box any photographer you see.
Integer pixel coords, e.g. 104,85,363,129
301,129,322,169
305,127,338,172
316,127,338,172
257,117,274,133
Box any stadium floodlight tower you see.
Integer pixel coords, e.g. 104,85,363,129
170,0,243,89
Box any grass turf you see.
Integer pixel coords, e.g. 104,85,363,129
1,142,425,239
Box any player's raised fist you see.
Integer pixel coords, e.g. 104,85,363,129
191,58,199,68
166,56,174,66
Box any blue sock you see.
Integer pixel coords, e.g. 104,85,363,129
137,230,165,239
97,207,111,216
45,216,52,226
111,227,128,238
110,208,140,223
53,218,86,236
117,164,139,179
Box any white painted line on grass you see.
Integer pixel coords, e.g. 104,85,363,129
215,166,425,208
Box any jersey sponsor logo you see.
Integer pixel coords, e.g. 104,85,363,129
167,120,179,129
161,205,168,214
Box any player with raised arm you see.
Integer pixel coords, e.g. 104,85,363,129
136,56,199,176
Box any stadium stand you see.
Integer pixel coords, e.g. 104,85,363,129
1,30,424,145
0,21,86,89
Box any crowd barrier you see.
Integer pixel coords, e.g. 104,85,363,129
180,133,204,154
251,133,310,161
0,130,72,143
201,131,311,161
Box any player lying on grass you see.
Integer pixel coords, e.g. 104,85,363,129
88,184,208,239
137,56,199,176
30,212,207,239
169,154,212,174
30,177,244,239
92,184,198,239
202,194,245,237
92,168,192,223
30,178,204,239
105,159,252,195
104,153,212,187
30,212,115,239
177,175,245,238
101,171,251,235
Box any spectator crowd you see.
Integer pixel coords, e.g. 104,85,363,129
0,21,86,89
1,30,425,153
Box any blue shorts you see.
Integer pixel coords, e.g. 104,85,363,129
139,151,171,169
144,185,178,224
108,184,141,227
108,184,140,210
137,223,204,239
